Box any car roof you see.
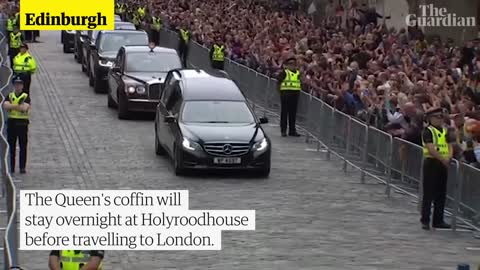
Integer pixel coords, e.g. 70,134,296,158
177,70,245,101
101,30,146,35
123,45,178,54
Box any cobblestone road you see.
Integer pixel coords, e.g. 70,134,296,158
11,31,480,270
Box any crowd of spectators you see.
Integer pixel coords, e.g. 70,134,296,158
149,0,480,166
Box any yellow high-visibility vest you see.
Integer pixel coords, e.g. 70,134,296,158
280,69,301,91
137,7,145,18
422,126,449,159
8,92,29,120
212,44,224,62
7,18,16,31
180,29,189,42
10,32,21,48
13,53,37,73
60,250,103,270
152,17,161,31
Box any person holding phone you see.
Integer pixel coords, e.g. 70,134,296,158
3,76,30,174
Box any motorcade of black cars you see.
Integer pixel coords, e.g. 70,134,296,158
89,30,149,93
61,30,75,53
154,69,271,177
107,45,182,119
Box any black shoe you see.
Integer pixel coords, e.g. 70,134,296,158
289,132,301,137
281,132,287,137
421,223,430,230
20,168,26,174
432,223,451,229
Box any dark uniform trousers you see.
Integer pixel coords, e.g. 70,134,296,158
211,60,224,70
7,118,28,171
15,73,32,94
9,48,19,68
178,42,189,68
150,29,160,45
280,91,299,134
421,158,448,225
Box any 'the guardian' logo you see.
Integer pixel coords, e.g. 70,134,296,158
24,12,107,29
406,4,476,27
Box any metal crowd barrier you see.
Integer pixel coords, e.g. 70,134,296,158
0,15,19,270
157,28,480,232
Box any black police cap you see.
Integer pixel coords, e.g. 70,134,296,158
13,77,24,84
425,107,443,117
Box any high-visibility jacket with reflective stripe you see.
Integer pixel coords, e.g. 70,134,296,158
60,250,103,270
180,29,189,42
137,7,145,18
422,126,449,159
7,18,16,31
8,92,29,120
152,17,161,31
13,52,37,73
10,32,21,48
280,69,301,91
212,44,224,62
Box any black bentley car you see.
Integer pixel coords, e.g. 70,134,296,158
74,30,87,64
61,30,75,53
107,45,182,119
82,30,99,74
89,30,149,93
154,69,271,177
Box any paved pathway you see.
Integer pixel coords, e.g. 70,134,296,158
10,31,480,270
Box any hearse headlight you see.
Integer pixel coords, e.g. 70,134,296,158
136,86,146,94
182,137,201,151
126,86,136,94
253,138,268,152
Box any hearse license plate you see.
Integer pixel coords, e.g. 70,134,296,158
213,157,241,164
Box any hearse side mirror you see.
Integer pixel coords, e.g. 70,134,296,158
165,115,176,123
259,117,269,124
111,66,120,73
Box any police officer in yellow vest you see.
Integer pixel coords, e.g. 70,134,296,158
420,107,454,230
178,25,190,67
49,250,104,270
6,13,17,37
277,57,301,137
13,43,37,94
150,15,161,45
137,6,146,20
3,76,30,174
9,27,23,69
209,36,225,70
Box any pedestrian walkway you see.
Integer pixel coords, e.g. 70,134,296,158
11,31,480,270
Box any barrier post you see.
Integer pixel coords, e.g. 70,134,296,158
451,160,461,231
360,124,369,184
385,135,393,197
343,117,352,173
263,79,269,119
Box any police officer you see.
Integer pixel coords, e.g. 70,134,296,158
209,35,225,70
178,24,190,68
9,26,23,68
6,12,17,38
13,43,37,94
421,107,454,230
277,56,301,137
3,77,30,174
49,250,104,270
150,14,162,46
